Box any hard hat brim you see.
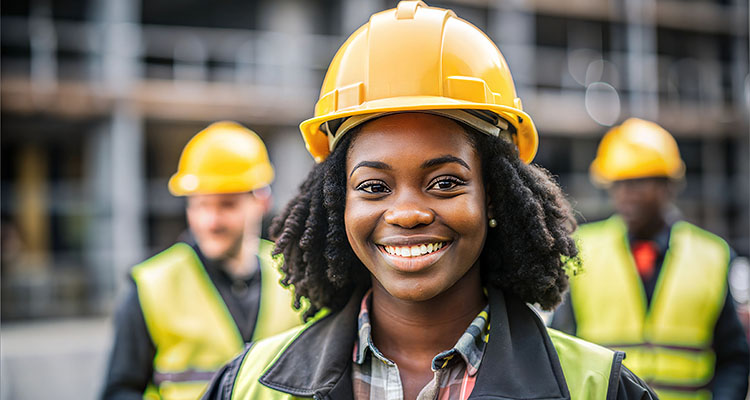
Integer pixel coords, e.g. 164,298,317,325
589,157,686,187
168,164,275,197
300,95,538,164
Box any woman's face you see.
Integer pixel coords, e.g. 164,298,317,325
345,113,487,302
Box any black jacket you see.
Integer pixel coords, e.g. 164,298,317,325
203,286,657,399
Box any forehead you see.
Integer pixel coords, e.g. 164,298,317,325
346,113,478,167
611,178,670,192
187,192,248,205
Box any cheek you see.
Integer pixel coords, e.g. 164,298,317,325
451,190,488,260
456,197,486,229
224,209,248,232
344,198,373,254
445,185,487,233
186,209,205,232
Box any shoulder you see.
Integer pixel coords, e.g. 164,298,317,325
548,328,615,380
547,328,656,400
131,243,198,279
613,365,659,400
575,216,621,238
672,221,729,249
201,324,309,400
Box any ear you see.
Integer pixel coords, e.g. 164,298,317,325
252,187,273,214
486,194,494,219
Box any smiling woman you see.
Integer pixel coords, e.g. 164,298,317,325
201,2,657,399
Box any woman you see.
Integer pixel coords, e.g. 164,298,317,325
203,2,656,399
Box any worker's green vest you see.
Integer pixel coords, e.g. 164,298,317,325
571,217,729,400
131,240,303,400
227,323,616,399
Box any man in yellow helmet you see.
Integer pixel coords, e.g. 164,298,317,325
551,118,749,400
102,121,303,399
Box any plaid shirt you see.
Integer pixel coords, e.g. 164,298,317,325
352,290,490,400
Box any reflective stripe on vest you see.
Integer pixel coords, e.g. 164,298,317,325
132,240,303,400
571,217,728,399
228,324,615,399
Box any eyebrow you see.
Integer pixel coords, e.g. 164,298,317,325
421,155,471,171
349,156,471,178
350,161,392,177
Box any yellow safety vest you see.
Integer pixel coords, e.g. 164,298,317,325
131,239,304,400
228,323,615,399
571,216,729,400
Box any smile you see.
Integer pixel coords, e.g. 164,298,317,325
380,242,448,258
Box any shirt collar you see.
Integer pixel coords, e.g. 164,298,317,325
352,289,490,377
627,220,673,254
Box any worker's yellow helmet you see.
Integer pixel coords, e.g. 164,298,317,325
300,0,537,164
168,121,274,196
590,118,685,186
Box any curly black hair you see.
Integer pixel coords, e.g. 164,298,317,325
270,121,578,320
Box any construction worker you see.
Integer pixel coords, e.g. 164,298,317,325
102,121,303,399
550,118,750,399
203,2,657,399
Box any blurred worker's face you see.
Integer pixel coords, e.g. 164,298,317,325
186,192,267,260
609,178,672,239
344,113,487,303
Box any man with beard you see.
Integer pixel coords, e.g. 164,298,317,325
551,118,749,400
102,121,303,400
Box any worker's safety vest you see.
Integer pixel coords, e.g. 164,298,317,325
228,324,616,399
131,240,303,400
571,217,729,400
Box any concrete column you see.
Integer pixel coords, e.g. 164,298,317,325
110,105,146,289
623,0,658,119
29,0,57,101
90,0,146,297
489,0,536,94
83,124,114,307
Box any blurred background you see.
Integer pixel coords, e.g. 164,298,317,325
1,0,748,398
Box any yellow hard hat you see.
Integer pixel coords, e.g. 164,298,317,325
300,0,538,164
589,118,685,186
168,121,274,196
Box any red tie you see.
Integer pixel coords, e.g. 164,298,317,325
632,241,658,280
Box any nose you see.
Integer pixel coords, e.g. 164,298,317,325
384,203,434,229
203,209,222,230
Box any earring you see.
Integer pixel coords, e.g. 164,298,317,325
488,218,497,228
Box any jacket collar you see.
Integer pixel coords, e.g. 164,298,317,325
259,286,570,400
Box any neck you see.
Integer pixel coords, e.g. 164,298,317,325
223,236,260,279
630,214,667,240
369,264,486,363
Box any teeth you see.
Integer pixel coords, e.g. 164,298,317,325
382,242,447,257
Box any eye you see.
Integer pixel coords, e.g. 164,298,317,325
356,180,391,194
428,176,466,191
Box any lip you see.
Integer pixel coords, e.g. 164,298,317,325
376,235,452,247
375,240,452,273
